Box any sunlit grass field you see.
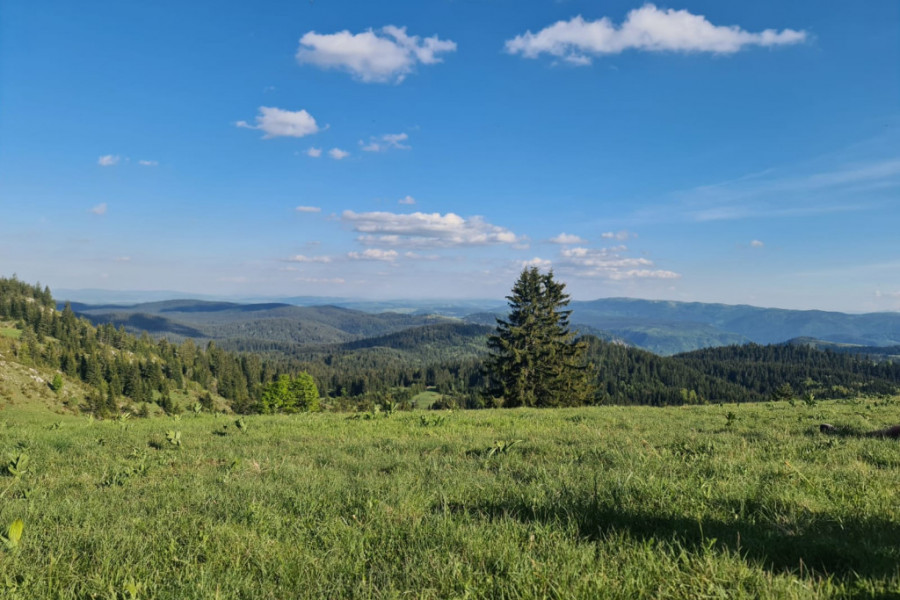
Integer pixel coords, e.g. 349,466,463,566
1,398,898,599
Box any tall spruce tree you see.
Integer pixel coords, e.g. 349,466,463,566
486,268,595,407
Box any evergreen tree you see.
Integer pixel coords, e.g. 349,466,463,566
485,268,594,407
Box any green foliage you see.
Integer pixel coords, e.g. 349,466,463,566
4,453,29,478
486,268,595,407
165,430,181,447
1,519,23,551
772,383,795,403
49,373,63,393
259,373,319,413
486,439,523,456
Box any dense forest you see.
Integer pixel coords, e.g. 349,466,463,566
1,276,899,415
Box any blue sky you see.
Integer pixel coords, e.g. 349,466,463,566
1,0,898,311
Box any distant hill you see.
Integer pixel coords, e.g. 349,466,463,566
65,295,900,356
66,299,454,345
568,298,900,353
466,298,900,355
786,337,900,362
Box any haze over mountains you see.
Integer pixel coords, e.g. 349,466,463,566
62,293,900,356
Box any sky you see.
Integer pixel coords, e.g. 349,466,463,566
1,0,898,311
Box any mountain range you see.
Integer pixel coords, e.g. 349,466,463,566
62,296,900,356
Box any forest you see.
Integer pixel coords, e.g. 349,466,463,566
2,275,899,416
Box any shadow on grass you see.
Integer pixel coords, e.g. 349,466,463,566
442,494,900,582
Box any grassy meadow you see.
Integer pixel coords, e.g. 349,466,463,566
0,398,899,599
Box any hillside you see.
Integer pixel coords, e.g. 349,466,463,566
466,298,900,355
567,298,900,353
68,300,454,345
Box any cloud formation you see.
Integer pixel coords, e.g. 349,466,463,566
398,195,416,205
286,254,332,263
506,4,806,65
138,160,158,167
329,148,350,160
601,230,635,241
97,155,119,167
549,233,586,244
342,210,520,248
750,239,764,248
237,107,320,138
557,245,679,280
90,203,108,215
307,147,322,158
361,132,411,152
348,248,399,261
295,206,322,213
296,26,456,83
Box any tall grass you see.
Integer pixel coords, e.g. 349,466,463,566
0,399,898,598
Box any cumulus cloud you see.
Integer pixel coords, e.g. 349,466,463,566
549,233,586,245
237,106,320,138
97,155,120,167
329,148,350,160
342,210,520,248
522,257,553,269
398,195,416,205
295,205,322,213
138,160,158,167
361,132,411,152
307,147,322,158
296,26,456,83
506,4,807,64
557,246,679,280
90,203,108,215
348,248,399,261
286,254,332,263
750,239,764,248
601,230,635,241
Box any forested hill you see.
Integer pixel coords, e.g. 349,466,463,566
566,298,900,354
4,277,900,415
67,299,452,345
671,343,900,399
0,278,300,414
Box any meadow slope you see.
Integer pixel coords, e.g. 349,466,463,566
0,399,899,599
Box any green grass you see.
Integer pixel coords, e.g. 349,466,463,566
0,326,21,340
1,399,899,598
410,390,444,409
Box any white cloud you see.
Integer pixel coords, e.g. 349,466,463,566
329,148,350,160
343,210,520,248
307,147,322,158
522,257,553,269
237,106,320,138
296,26,456,83
398,195,416,205
361,132,411,152
90,203,108,215
138,160,158,167
286,254,332,263
295,205,322,213
601,230,635,241
348,248,399,261
506,4,806,64
97,155,120,167
549,233,586,244
114,256,131,262
557,245,679,280
750,239,765,248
